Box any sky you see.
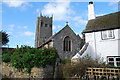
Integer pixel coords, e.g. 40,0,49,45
1,0,119,48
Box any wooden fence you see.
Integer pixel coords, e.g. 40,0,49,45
86,67,120,79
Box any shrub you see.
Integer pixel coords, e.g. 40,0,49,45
2,45,57,73
2,49,16,62
60,58,68,64
2,53,11,62
62,55,107,78
11,52,24,70
6,46,58,73
42,48,57,66
2,49,15,55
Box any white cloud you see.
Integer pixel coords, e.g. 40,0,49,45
3,0,29,7
73,16,87,25
36,8,40,13
23,26,28,29
25,41,31,44
53,25,56,30
53,25,62,30
42,0,74,21
17,26,28,29
108,1,119,11
24,31,34,36
108,1,119,6
7,24,28,32
111,0,120,2
8,24,15,31
6,31,13,35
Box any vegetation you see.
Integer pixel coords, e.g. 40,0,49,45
62,55,108,78
2,46,57,73
2,49,15,62
0,31,9,46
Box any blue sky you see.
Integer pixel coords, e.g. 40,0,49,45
2,0,119,48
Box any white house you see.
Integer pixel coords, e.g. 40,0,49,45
72,1,120,67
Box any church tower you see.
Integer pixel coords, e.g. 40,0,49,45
35,13,52,48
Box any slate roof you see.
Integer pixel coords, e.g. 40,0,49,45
38,24,77,48
82,11,120,33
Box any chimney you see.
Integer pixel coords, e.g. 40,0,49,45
88,1,95,20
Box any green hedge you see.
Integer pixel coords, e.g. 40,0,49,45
2,46,57,73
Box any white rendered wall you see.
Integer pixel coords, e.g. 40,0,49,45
118,29,120,56
88,3,95,20
85,29,120,62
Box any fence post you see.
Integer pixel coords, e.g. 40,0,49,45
117,75,119,80
112,77,115,80
97,76,99,80
94,75,96,80
107,76,109,80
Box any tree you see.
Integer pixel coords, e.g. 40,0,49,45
0,31,9,46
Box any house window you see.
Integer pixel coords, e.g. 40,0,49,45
63,36,71,51
101,30,115,40
108,30,113,38
102,31,107,39
107,56,120,67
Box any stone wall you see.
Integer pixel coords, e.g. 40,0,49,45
1,62,54,79
53,26,83,58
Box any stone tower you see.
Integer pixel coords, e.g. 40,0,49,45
35,13,52,48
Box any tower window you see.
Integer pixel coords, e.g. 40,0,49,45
41,22,43,27
45,24,47,27
50,24,52,27
63,36,71,51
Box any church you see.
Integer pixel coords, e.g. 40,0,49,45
35,14,84,58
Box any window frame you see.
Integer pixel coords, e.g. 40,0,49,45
63,36,72,52
101,30,115,40
107,56,120,67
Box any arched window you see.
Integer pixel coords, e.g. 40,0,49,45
63,36,71,51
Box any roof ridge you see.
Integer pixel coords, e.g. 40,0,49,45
90,11,120,21
45,25,71,42
83,11,120,33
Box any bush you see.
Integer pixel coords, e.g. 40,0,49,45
62,55,107,78
42,48,57,66
2,49,16,62
2,46,58,73
2,46,57,73
60,58,68,64
2,53,11,62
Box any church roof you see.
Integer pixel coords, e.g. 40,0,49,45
46,24,72,41
82,11,120,33
38,24,76,48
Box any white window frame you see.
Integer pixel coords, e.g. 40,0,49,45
107,56,120,67
101,30,115,40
